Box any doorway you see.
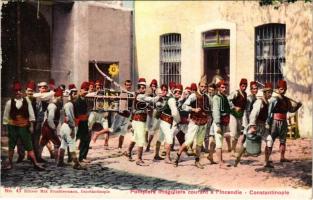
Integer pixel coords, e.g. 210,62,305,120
1,2,51,97
202,29,230,94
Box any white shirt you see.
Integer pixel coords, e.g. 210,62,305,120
3,98,36,125
167,98,181,123
64,102,76,128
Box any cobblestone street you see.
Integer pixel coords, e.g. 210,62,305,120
1,132,311,192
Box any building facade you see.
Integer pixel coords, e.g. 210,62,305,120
1,1,133,97
134,1,312,137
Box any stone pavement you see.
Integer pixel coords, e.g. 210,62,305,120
1,132,312,191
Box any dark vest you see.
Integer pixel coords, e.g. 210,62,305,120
217,94,231,115
74,96,88,117
190,92,210,121
273,96,291,114
161,96,172,116
9,98,29,120
133,93,148,113
257,100,268,122
232,90,247,110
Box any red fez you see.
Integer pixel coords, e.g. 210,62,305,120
216,80,228,88
138,78,146,85
277,80,287,89
81,81,90,90
68,83,77,91
150,79,158,86
89,80,95,86
169,81,176,90
250,81,257,88
240,78,248,85
54,87,63,97
185,86,191,91
190,83,197,91
263,82,273,91
174,84,183,92
26,80,36,91
12,81,22,92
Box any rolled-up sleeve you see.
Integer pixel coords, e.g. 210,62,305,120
227,91,237,109
266,97,277,125
212,95,221,127
47,104,57,129
138,94,160,103
182,93,196,112
64,102,75,128
26,98,36,122
249,99,262,126
88,112,96,131
168,98,181,123
3,100,11,125
33,91,55,101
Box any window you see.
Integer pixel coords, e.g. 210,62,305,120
160,33,181,85
255,24,285,88
203,29,230,48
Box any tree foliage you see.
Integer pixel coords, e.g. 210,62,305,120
260,0,312,6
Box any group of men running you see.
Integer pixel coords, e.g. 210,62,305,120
2,76,302,171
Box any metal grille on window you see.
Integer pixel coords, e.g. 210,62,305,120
160,33,181,85
255,24,285,89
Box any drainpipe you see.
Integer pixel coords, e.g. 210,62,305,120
131,1,136,90
17,3,21,82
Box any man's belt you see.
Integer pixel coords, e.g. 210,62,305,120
273,113,287,120
75,114,88,125
9,115,29,127
180,117,189,124
160,113,173,124
132,113,147,122
190,116,209,126
221,115,230,126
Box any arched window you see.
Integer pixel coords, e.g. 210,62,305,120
160,33,181,85
255,24,285,88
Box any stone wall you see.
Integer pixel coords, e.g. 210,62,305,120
134,1,312,137
51,2,132,87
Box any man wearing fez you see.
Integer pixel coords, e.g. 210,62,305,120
58,84,85,170
228,78,248,156
74,81,91,163
266,80,302,165
16,81,37,162
212,80,231,168
153,84,180,163
234,82,273,168
175,76,212,169
2,81,44,170
204,83,217,163
33,81,55,162
243,81,259,133
124,78,160,166
39,87,63,162
145,79,160,152
111,80,134,151
241,81,259,146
